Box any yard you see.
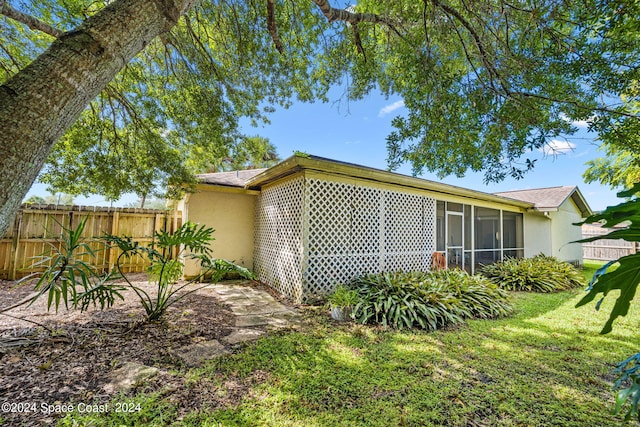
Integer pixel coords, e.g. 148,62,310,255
1,262,639,426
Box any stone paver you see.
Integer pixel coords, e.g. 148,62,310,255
169,281,302,366
222,328,266,345
172,339,230,367
103,362,158,394
99,282,301,393
204,282,302,330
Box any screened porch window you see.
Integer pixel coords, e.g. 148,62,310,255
474,207,501,271
502,211,524,259
436,202,524,273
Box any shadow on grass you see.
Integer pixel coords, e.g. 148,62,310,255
60,288,639,427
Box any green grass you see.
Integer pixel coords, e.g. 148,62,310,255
61,265,639,426
582,259,621,278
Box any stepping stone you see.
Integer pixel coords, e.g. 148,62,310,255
222,328,265,345
103,362,158,394
172,340,230,367
235,315,270,328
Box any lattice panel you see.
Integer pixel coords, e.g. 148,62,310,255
302,178,436,300
422,198,437,267
254,176,305,302
383,191,436,272
352,186,382,256
306,179,353,257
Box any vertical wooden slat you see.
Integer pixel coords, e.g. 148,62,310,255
2,206,184,279
108,211,120,272
8,211,23,280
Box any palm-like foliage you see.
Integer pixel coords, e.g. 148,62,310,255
479,255,584,293
22,219,253,322
573,183,640,421
21,216,126,312
104,221,254,321
349,270,511,330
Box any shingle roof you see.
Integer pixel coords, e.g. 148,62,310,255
494,186,592,216
197,169,268,188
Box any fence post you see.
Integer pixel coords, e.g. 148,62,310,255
8,210,23,280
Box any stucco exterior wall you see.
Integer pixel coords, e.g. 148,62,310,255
550,199,585,264
182,187,257,278
523,213,552,258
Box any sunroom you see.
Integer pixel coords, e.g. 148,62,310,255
181,155,590,303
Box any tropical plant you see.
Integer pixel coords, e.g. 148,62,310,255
327,285,359,309
438,269,513,320
573,182,640,421
105,221,254,321
20,216,126,312
479,255,584,292
21,218,253,322
349,270,511,330
612,353,640,422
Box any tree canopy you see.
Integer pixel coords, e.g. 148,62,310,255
0,0,639,236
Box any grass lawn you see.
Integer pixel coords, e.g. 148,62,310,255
61,261,639,426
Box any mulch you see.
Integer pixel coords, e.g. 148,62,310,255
0,274,285,426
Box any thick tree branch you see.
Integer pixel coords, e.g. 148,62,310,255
0,1,64,38
266,0,284,54
311,0,405,40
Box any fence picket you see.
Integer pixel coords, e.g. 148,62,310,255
0,205,182,280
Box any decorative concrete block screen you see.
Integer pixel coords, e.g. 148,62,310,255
254,175,436,302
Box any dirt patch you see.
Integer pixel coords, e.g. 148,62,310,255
0,274,287,426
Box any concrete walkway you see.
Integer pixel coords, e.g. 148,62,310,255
211,282,302,330
105,281,303,391
171,281,302,367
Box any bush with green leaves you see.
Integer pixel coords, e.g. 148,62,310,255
479,254,584,292
574,183,640,421
349,269,512,330
22,218,253,321
21,216,126,312
327,285,358,308
104,221,254,321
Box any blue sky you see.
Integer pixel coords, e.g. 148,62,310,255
26,91,620,211
239,92,619,212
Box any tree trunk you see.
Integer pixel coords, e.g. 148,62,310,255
0,0,199,237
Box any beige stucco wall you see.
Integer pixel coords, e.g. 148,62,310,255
523,213,552,258
181,186,258,278
522,199,585,264
550,198,585,264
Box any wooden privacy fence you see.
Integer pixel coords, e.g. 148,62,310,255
0,204,182,280
582,223,638,261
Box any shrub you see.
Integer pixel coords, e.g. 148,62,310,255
104,221,254,321
349,270,512,330
327,285,358,308
23,219,253,321
479,254,584,292
22,216,126,312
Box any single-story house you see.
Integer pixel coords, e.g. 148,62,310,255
178,155,592,303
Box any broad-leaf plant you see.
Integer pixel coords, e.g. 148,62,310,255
575,183,640,421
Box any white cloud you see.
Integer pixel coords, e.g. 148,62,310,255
560,113,591,129
378,100,405,117
572,119,590,129
540,139,577,155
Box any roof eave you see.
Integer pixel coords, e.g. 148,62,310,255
246,155,534,209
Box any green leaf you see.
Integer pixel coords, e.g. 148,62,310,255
576,254,640,334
